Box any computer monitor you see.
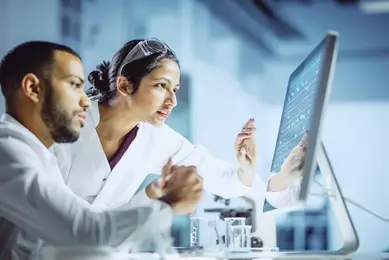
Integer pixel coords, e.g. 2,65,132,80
262,32,337,213
260,31,359,255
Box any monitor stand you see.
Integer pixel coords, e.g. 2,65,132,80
314,141,359,254
258,142,359,259
230,142,360,259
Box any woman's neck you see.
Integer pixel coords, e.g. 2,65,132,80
96,101,140,141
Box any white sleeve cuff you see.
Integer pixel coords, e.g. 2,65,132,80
107,206,152,246
108,200,173,248
265,175,302,209
128,188,153,207
231,170,253,196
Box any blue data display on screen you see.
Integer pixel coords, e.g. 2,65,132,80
271,51,324,173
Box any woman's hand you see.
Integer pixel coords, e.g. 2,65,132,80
280,131,308,179
234,118,257,186
268,132,308,192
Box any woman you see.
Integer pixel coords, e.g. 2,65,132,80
53,38,305,213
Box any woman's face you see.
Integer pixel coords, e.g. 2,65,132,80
129,58,180,125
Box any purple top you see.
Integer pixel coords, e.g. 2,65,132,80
108,126,139,170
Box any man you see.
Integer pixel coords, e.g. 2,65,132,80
0,41,202,259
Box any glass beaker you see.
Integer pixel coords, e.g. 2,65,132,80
224,217,246,246
224,217,249,251
227,225,252,252
190,217,220,251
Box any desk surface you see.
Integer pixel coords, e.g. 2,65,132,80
179,252,389,260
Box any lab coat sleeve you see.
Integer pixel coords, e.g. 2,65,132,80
0,137,168,247
157,125,252,199
128,188,153,207
265,173,303,209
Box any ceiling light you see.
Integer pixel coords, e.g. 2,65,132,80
360,0,389,14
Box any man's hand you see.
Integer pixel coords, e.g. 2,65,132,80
146,158,173,199
158,164,203,214
147,158,203,214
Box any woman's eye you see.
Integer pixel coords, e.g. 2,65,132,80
71,81,81,88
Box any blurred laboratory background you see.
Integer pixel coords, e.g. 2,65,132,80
1,0,389,253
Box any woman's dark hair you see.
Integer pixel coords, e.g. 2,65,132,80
87,39,180,103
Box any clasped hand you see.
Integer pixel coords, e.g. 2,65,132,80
147,158,203,214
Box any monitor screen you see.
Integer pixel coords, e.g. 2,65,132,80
271,49,323,174
263,32,338,213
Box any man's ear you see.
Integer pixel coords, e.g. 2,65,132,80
116,76,133,96
21,73,42,103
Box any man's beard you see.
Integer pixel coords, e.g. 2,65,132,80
41,81,80,143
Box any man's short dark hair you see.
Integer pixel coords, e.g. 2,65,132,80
0,41,81,102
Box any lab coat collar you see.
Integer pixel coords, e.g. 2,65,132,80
0,113,55,162
89,100,100,127
67,102,151,207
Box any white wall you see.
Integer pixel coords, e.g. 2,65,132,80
0,0,60,58
1,0,60,51
187,57,278,247
0,0,61,114
80,0,130,77
324,102,389,252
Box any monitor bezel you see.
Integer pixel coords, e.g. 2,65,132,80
263,31,339,214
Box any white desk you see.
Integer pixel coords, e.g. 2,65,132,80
228,252,389,259
180,252,389,260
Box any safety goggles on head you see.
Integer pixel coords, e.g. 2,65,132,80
118,38,174,76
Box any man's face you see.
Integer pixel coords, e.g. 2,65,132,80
41,51,90,143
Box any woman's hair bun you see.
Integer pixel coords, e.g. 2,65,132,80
88,61,111,94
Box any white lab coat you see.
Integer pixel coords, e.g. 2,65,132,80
0,114,172,260
52,102,289,209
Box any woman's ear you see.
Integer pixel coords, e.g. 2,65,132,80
116,76,133,96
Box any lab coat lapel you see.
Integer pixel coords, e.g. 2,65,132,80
92,124,151,208
66,127,111,197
